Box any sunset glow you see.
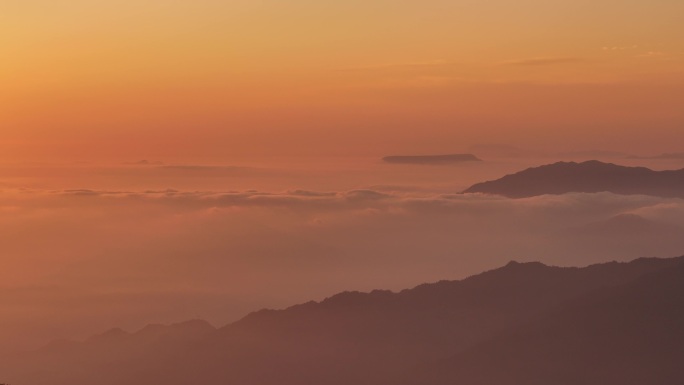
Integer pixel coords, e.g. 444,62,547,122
2,1,683,161
1,2,684,384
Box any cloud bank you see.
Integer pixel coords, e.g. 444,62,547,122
1,187,683,352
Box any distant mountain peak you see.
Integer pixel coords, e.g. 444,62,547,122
463,160,684,198
86,327,129,343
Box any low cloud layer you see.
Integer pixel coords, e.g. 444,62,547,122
1,187,683,352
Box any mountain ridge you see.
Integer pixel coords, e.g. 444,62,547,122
463,160,684,198
4,255,683,385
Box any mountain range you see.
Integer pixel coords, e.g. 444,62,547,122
3,255,683,385
463,160,684,198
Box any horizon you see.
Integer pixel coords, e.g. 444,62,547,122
2,2,683,383
2,1,684,163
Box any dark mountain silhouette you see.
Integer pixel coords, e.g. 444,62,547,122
463,160,684,198
411,258,684,385
383,153,482,164
3,320,216,385
3,257,684,385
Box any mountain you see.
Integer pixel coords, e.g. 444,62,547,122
3,320,216,385
411,258,684,385
3,257,683,385
382,153,482,164
463,160,684,198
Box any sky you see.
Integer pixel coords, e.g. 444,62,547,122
1,0,683,162
1,0,684,353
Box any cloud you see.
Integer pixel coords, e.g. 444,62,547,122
336,60,456,72
2,187,684,352
287,190,337,197
637,51,667,58
124,160,165,166
641,51,665,56
343,189,391,201
501,57,584,66
20,187,680,216
602,45,638,51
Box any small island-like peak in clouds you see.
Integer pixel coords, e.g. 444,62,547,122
464,160,684,198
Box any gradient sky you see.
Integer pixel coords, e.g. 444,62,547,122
2,1,684,352
2,0,683,161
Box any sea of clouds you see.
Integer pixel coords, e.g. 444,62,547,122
1,185,683,351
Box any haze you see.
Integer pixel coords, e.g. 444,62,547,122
1,0,683,377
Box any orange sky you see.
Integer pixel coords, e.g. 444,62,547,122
1,0,683,161
2,1,684,352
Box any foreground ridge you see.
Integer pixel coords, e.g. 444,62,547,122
3,256,683,385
